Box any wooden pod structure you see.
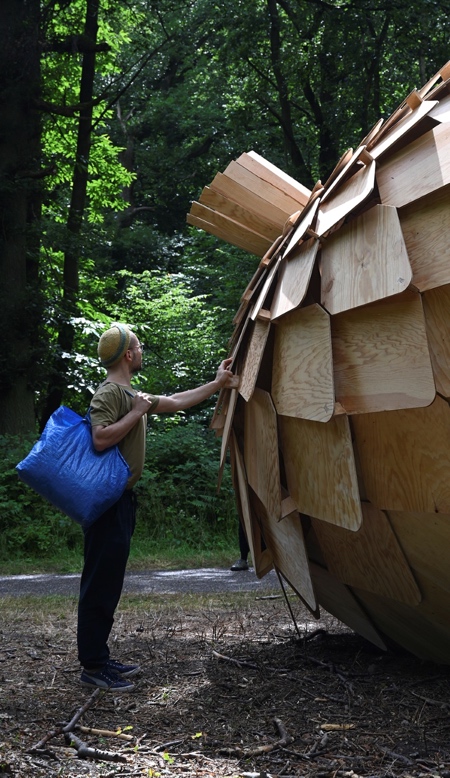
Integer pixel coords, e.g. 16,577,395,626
187,61,450,664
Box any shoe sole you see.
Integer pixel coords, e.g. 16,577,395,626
80,679,135,692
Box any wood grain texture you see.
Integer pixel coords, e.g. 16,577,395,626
308,562,387,650
428,93,450,122
272,304,334,422
321,145,368,202
250,256,282,321
220,388,238,468
223,160,308,216
210,171,290,226
315,161,376,237
239,319,271,402
321,205,412,314
352,396,450,513
237,151,311,206
271,238,319,321
283,197,321,257
399,184,450,291
331,291,436,414
311,503,421,604
230,433,274,580
279,414,362,529
422,283,450,397
244,388,281,522
369,100,437,159
377,121,450,207
187,213,270,256
199,186,281,241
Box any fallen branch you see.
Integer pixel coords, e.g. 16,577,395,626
75,724,134,741
64,732,127,763
29,688,101,753
219,716,293,757
212,649,258,670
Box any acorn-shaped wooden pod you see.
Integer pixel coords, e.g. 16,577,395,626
187,61,450,663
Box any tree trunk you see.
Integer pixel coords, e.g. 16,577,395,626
40,0,100,429
0,0,41,434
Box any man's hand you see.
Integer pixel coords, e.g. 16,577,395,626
214,358,234,388
132,391,156,414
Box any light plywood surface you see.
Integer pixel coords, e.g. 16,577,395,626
187,213,270,257
199,186,282,241
223,160,308,217
250,256,282,321
428,93,450,123
422,283,450,397
230,433,274,580
189,202,272,253
311,503,421,604
321,145,368,202
321,205,412,314
369,99,437,160
272,304,334,422
283,197,321,257
309,562,387,650
331,291,436,414
316,161,376,237
377,121,450,208
271,238,319,321
399,184,450,291
239,319,271,402
237,151,311,206
244,388,281,523
219,388,238,469
279,414,362,530
352,396,450,513
210,171,290,227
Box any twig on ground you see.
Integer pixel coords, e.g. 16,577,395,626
64,731,127,762
212,649,258,670
219,716,293,757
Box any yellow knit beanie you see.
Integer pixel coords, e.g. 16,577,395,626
98,324,132,368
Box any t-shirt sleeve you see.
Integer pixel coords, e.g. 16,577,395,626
89,384,123,427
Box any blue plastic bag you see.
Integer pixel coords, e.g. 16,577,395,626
16,406,131,527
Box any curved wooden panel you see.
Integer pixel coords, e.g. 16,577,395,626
244,388,281,522
272,304,334,422
271,238,319,321
423,283,450,397
279,414,362,530
399,185,450,292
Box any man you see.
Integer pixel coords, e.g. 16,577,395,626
78,323,233,692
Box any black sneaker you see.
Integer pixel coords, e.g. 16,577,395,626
106,659,141,678
80,667,135,692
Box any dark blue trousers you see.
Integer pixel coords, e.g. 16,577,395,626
77,490,136,671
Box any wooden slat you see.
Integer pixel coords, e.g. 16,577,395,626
422,283,450,397
377,121,450,208
279,414,362,530
219,388,238,469
308,562,387,650
271,238,319,321
223,160,307,217
418,60,450,98
399,184,450,291
369,100,437,160
321,148,353,191
272,304,334,422
331,291,435,414
311,503,421,605
187,213,270,256
315,161,376,237
189,203,272,256
230,433,274,580
237,151,311,206
199,186,281,241
283,194,321,257
321,146,368,203
250,256,282,321
239,319,271,402
321,205,412,315
210,171,290,227
352,396,450,513
428,93,450,123
244,388,281,523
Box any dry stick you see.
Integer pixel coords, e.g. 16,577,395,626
275,569,303,640
75,724,134,741
212,649,258,670
219,717,293,757
29,688,101,752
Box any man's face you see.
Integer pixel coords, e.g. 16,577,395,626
128,336,143,373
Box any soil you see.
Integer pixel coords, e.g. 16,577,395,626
1,590,450,778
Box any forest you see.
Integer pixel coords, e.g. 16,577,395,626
1,0,449,563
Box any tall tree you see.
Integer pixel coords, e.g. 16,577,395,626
0,0,42,433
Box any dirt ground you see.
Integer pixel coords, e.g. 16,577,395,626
1,590,450,778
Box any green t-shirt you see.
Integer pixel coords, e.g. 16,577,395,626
90,382,159,489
